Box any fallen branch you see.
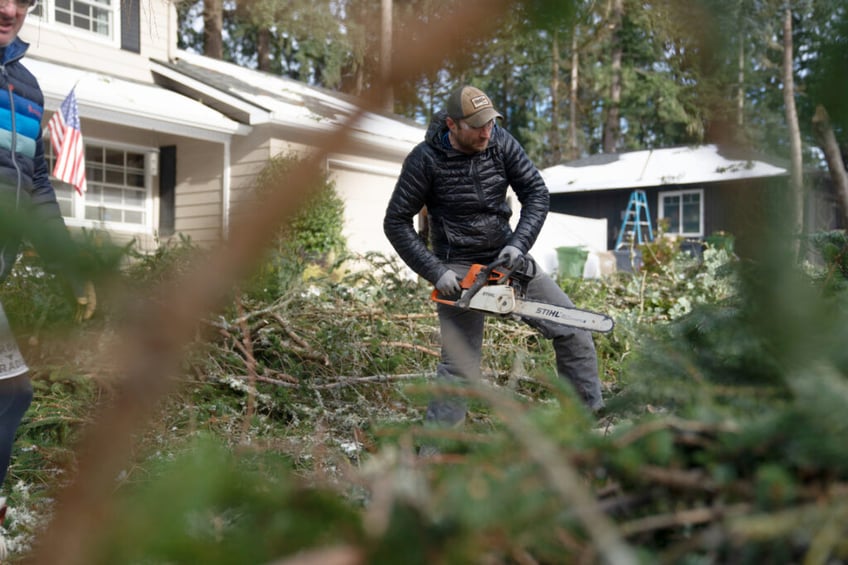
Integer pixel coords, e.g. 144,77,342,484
636,464,717,492
384,341,439,357
270,313,331,366
620,503,750,537
611,416,738,449
352,310,436,321
228,372,432,390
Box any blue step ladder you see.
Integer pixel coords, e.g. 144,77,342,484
615,190,654,250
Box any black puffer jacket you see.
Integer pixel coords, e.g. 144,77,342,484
383,112,549,285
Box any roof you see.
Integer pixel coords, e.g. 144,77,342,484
150,50,426,157
27,58,249,143
542,145,788,194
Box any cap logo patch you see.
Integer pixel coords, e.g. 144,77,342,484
470,95,490,110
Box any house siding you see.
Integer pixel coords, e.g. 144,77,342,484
226,134,319,238
172,141,225,246
22,0,173,83
326,155,402,261
550,178,783,257
228,135,274,220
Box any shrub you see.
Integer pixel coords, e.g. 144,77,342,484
249,153,348,299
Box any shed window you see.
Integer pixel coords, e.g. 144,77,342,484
659,189,703,237
46,140,154,234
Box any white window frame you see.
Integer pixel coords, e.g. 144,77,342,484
47,137,157,236
658,188,704,238
30,0,120,47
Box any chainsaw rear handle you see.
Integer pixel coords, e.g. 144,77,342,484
430,257,517,309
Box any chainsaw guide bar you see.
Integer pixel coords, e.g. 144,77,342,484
430,259,614,334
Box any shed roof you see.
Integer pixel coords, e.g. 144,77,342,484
542,145,788,194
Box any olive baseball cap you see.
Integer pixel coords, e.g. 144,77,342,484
446,85,503,128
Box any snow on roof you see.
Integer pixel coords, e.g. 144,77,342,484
156,50,426,153
27,58,248,142
542,145,787,194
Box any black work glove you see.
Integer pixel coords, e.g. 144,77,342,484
435,270,462,297
497,245,524,269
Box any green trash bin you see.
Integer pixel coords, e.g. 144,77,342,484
705,231,735,253
556,246,589,278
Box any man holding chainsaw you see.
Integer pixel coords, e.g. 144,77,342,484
383,85,605,435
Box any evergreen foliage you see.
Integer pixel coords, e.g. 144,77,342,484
4,225,848,562
247,152,347,300
173,0,848,175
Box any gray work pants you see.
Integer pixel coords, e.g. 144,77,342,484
426,257,604,426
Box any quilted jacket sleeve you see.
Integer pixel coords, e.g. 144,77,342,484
383,147,446,285
500,130,550,255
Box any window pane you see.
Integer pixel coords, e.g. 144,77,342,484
53,0,113,37
85,146,101,161
105,149,124,166
72,6,92,32
88,166,104,183
103,208,117,222
105,169,124,184
102,186,123,206
46,134,148,229
84,206,102,221
682,194,701,233
662,195,680,233
125,189,145,206
126,153,145,169
127,172,145,188
94,7,110,27
125,210,142,224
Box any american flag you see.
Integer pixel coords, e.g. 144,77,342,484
47,89,87,195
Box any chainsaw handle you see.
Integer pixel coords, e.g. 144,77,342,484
431,257,520,308
454,257,515,309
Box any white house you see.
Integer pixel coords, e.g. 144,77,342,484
21,0,425,261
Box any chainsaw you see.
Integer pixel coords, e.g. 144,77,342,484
430,258,614,333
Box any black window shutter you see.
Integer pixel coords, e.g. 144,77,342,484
121,0,141,53
159,146,176,236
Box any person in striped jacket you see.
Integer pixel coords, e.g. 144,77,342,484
0,0,95,554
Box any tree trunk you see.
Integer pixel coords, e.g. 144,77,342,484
782,7,804,256
549,31,562,165
568,32,579,160
257,28,271,72
603,0,623,153
350,0,367,96
812,105,848,229
381,0,394,112
203,0,223,59
736,34,744,127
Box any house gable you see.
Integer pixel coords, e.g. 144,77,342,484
23,2,427,262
